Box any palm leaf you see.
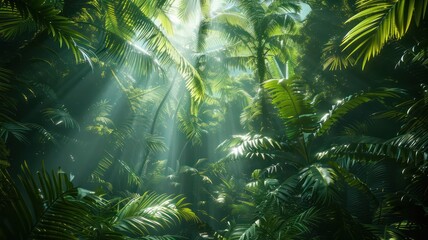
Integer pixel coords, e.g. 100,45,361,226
323,36,356,70
0,7,36,39
177,111,205,145
328,161,378,204
317,88,402,136
0,122,31,143
217,133,282,160
299,163,340,204
112,192,199,237
100,0,205,102
0,162,99,239
42,106,80,129
317,142,426,166
342,0,428,68
263,77,317,140
0,0,91,62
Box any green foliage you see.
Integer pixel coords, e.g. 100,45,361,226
217,133,282,161
0,0,90,62
1,0,427,239
0,163,199,239
342,0,428,68
317,88,403,136
263,78,317,140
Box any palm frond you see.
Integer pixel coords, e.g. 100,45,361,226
42,106,80,129
236,0,266,27
0,162,99,239
112,192,199,237
217,133,282,160
144,134,168,153
177,111,205,145
317,88,402,136
342,0,428,68
0,121,31,143
323,36,356,70
317,142,426,166
273,207,321,238
100,0,205,102
299,164,340,204
263,77,317,140
117,159,142,187
1,0,91,62
0,7,36,39
0,67,16,122
227,223,257,240
328,161,378,204
178,0,211,21
91,154,114,191
140,236,183,240
268,174,300,204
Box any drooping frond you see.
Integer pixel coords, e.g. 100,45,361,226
226,207,321,240
100,0,205,102
177,111,205,145
91,154,114,191
317,88,403,137
299,164,340,204
0,67,16,122
144,134,168,153
0,121,31,143
0,162,100,239
0,0,91,62
217,133,282,160
236,0,266,27
317,142,426,166
257,207,321,239
269,174,300,204
42,107,80,129
86,99,115,135
323,36,356,70
117,159,142,187
112,192,199,237
342,0,428,68
0,7,36,39
263,77,317,140
178,0,211,21
328,161,378,204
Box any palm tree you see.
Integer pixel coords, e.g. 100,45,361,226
213,76,404,238
0,0,206,160
196,0,301,131
198,0,300,83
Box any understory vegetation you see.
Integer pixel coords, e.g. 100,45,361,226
1,0,427,239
